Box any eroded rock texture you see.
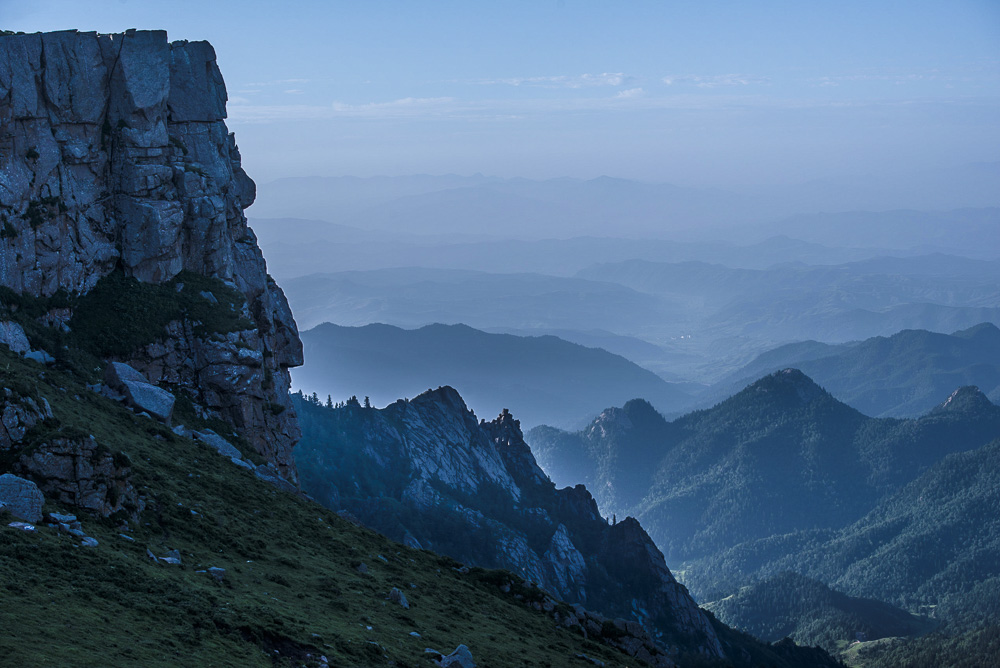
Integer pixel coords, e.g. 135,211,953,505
294,388,724,659
0,30,302,480
1,387,142,518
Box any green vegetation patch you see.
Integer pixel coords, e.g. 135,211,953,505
0,348,641,668
69,269,253,358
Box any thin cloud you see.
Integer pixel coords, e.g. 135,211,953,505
662,74,769,87
470,73,631,88
226,92,995,124
244,78,311,87
615,87,645,98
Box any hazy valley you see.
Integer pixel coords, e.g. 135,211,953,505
3,5,999,667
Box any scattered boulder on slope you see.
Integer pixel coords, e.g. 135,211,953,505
0,473,44,523
104,362,175,422
0,321,30,355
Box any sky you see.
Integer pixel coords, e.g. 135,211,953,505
3,0,999,187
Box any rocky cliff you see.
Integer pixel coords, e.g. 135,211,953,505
293,387,725,662
0,30,301,480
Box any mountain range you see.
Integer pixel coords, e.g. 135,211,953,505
527,370,1000,563
707,323,1000,417
691,436,1000,666
293,322,690,429
528,370,1000,663
291,387,839,666
276,253,1000,386
2,30,841,668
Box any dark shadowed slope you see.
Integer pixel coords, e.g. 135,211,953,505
292,388,841,667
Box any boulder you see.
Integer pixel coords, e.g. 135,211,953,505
104,362,175,422
104,361,150,388
25,350,55,365
435,645,476,668
254,465,298,493
7,522,36,532
387,587,410,609
120,380,175,422
230,456,254,470
0,473,44,523
0,321,30,355
192,429,242,460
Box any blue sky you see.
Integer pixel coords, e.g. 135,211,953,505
4,0,999,186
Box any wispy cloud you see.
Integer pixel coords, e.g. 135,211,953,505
244,78,311,87
615,87,645,98
470,72,632,88
227,92,996,124
662,74,769,88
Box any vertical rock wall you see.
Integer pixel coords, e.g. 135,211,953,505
0,30,302,480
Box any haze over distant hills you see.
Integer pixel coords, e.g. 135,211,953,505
250,174,1000,245
281,267,675,333
527,370,1000,563
279,253,1000,385
293,322,690,429
708,323,1000,417
250,219,905,280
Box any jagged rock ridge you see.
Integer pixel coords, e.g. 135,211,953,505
0,30,302,479
294,387,724,661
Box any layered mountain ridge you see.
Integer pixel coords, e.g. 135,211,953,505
529,368,1000,563
293,387,726,660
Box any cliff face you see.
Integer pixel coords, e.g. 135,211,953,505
0,30,301,479
294,388,724,661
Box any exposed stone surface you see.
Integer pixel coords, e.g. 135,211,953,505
24,350,55,365
104,361,149,387
433,645,476,668
294,388,725,659
1,389,142,518
0,321,30,354
17,435,143,518
191,428,242,460
121,379,175,422
1,387,52,449
387,587,410,609
0,30,302,482
0,473,44,522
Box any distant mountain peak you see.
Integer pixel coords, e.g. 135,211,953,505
745,368,829,406
954,321,1000,342
933,386,996,415
410,385,470,413
622,397,659,417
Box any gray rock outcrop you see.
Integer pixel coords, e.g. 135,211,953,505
18,435,143,518
0,473,44,522
1,387,142,518
105,361,176,422
0,30,302,481
293,388,725,659
433,645,476,668
0,321,30,354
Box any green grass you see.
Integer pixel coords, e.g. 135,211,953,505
0,347,640,667
69,269,254,358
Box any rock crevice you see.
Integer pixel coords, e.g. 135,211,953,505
0,30,302,480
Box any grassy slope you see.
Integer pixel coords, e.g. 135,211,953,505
0,347,641,668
